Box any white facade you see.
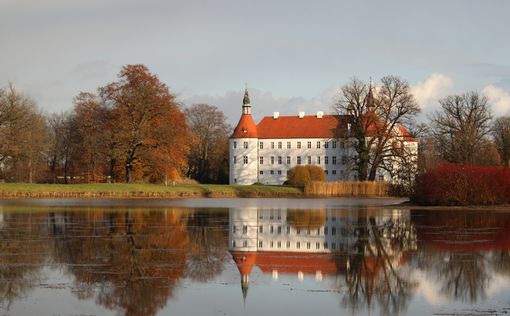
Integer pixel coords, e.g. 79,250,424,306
231,137,361,185
229,138,259,185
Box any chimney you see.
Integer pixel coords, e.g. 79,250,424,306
273,112,279,119
298,111,305,119
316,111,324,118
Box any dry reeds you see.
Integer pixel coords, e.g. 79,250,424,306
304,181,388,197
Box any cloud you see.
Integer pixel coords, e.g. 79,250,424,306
483,85,510,117
411,73,454,112
180,85,342,126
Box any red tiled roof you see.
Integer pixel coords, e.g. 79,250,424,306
231,113,416,141
256,115,350,139
231,114,258,138
398,126,417,142
230,251,346,275
231,251,257,275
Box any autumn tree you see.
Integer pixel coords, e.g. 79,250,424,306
99,65,189,183
334,77,420,181
493,116,510,167
185,104,231,183
430,92,494,165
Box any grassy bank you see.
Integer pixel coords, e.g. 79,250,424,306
0,183,303,198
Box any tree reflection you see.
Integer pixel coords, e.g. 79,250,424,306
343,210,417,315
0,212,49,311
185,209,229,282
50,209,190,316
413,210,510,303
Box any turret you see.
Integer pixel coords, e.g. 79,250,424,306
229,86,259,185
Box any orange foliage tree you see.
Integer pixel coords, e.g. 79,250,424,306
99,65,189,183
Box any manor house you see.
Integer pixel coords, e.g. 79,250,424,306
229,88,417,185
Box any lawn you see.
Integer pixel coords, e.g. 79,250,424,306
0,183,303,198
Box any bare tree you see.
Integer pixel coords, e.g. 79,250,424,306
430,92,493,165
47,112,79,183
0,84,49,182
493,116,510,167
334,76,420,181
185,104,231,183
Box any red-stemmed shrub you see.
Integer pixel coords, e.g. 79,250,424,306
413,164,510,205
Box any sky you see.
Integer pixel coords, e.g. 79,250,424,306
1,0,510,125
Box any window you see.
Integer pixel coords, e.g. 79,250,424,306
277,241,281,248
324,242,328,249
324,141,329,149
233,156,237,164
243,156,248,164
233,240,236,247
270,170,274,175
342,155,347,165
286,156,291,164
278,156,282,164
340,141,345,149
325,170,328,175
287,142,291,149
278,142,282,149
331,242,336,250
325,156,329,164
317,156,321,164
277,170,282,175
316,242,320,249
233,226,237,233
297,141,301,149
307,141,311,149
270,226,274,233
332,156,337,165
260,156,264,164
286,226,291,234
296,228,301,235
243,225,248,234
259,142,263,149
259,241,263,248
243,141,248,149
307,156,311,164
259,225,263,233
271,156,275,164
332,170,337,175
296,242,301,249
233,141,237,149
286,241,291,248
259,170,263,175
324,227,328,235
317,141,321,148
278,226,282,234
332,141,337,148
270,241,274,248
307,242,311,249
297,156,301,164
332,227,337,235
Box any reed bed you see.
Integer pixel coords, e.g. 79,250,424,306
304,181,388,197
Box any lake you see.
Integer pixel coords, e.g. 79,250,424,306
1,198,509,316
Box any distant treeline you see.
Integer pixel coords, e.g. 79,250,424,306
0,65,231,184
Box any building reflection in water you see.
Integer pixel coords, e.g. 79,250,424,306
228,207,418,313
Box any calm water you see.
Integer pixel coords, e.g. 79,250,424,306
1,198,510,316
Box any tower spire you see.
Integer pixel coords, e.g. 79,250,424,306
242,83,251,114
366,78,375,110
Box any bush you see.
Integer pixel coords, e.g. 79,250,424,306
413,163,510,205
287,165,325,187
